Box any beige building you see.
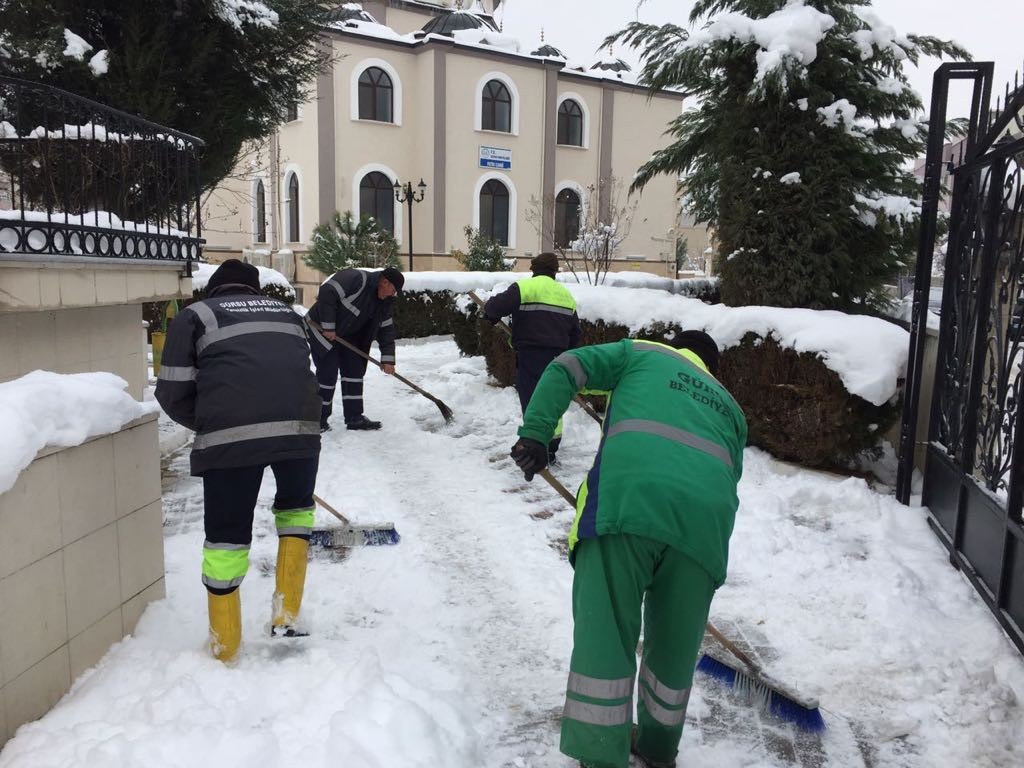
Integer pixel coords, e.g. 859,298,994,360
204,0,699,302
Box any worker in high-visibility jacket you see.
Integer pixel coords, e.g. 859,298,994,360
155,260,322,662
484,252,582,462
511,332,747,768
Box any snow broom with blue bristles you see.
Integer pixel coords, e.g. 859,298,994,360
310,493,400,548
699,622,825,732
535,468,824,733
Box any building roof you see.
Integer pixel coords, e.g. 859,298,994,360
530,43,566,60
418,9,499,37
589,57,632,73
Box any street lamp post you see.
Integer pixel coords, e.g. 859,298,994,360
393,178,427,271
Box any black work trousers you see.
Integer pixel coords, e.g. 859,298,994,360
308,329,372,426
203,456,320,547
515,346,564,455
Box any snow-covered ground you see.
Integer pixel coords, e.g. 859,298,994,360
2,335,1022,768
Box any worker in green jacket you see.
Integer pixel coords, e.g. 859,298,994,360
511,332,747,768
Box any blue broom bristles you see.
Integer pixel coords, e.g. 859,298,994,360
696,653,826,733
362,527,401,546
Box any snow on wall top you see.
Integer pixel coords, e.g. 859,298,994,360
190,262,295,296
0,372,158,496
401,271,907,406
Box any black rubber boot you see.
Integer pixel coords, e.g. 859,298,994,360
346,415,382,430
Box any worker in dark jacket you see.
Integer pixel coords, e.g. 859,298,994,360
155,259,321,663
484,252,582,461
511,332,747,768
304,266,403,431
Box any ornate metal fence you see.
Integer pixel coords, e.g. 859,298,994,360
898,63,1024,654
0,75,203,269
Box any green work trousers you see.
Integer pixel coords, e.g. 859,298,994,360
560,533,716,768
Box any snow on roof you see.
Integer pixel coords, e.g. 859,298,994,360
401,271,907,406
684,0,836,84
451,28,520,53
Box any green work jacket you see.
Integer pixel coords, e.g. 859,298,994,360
518,339,747,586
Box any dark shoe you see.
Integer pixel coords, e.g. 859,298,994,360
631,726,676,768
346,415,381,430
548,451,559,466
270,625,309,638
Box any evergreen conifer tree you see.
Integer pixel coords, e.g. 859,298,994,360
0,0,330,193
609,0,968,310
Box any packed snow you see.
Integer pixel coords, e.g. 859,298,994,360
779,171,802,185
0,371,157,495
1,334,1021,768
88,49,109,76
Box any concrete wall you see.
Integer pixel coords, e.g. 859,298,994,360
0,258,188,746
0,416,164,746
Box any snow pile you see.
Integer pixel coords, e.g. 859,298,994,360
0,371,157,496
61,29,92,61
340,20,406,41
779,171,802,185
88,49,109,76
684,0,836,83
400,272,908,406
190,261,295,297
849,8,911,61
215,0,279,31
817,98,861,135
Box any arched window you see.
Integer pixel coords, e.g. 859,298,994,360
481,79,512,133
286,172,300,242
358,66,394,122
557,99,584,146
285,102,299,122
359,171,395,234
555,188,581,249
254,180,266,243
479,179,510,246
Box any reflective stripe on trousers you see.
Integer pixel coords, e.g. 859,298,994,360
638,661,690,726
563,670,633,726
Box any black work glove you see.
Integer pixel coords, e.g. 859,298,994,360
511,438,548,481
485,316,499,326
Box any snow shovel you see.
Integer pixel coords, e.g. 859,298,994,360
530,465,823,731
467,291,603,425
306,318,454,424
309,493,400,547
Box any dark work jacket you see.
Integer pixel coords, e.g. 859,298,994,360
484,275,583,352
305,269,398,362
155,287,321,476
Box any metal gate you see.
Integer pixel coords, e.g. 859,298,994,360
897,62,1024,655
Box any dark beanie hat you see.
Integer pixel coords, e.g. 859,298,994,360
381,266,405,293
207,259,260,295
677,329,720,376
530,252,559,275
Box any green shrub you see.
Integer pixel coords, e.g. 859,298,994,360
454,226,512,271
304,211,399,275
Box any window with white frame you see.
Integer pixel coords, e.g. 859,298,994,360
254,179,267,243
285,172,300,242
480,178,510,246
359,171,395,233
554,187,581,248
358,66,394,123
481,79,512,133
557,99,584,146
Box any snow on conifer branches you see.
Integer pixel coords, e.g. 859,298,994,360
215,0,279,31
682,0,836,84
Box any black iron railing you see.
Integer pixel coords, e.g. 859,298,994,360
0,75,203,269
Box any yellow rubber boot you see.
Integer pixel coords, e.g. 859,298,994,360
271,536,309,635
208,590,241,662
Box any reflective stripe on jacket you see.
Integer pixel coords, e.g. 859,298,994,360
518,339,747,587
307,268,397,363
155,290,321,476
483,275,582,351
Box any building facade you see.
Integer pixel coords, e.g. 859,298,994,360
204,1,700,302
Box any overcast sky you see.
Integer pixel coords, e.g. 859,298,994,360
498,0,1023,120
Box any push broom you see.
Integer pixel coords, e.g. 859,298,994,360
534,467,824,732
305,318,455,424
309,492,400,547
